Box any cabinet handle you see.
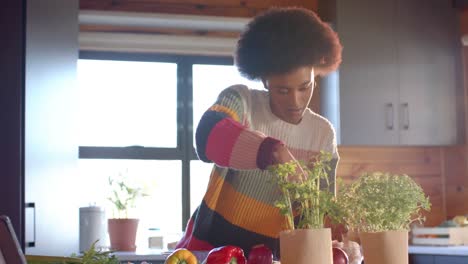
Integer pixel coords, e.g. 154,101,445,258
385,103,394,130
25,202,36,247
401,103,410,130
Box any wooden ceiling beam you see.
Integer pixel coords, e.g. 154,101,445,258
80,24,240,38
80,0,318,18
79,0,320,44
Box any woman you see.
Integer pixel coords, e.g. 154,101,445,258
176,6,343,258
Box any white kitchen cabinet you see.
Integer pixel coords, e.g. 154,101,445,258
25,0,81,255
337,0,461,146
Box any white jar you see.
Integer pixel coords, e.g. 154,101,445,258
79,206,107,252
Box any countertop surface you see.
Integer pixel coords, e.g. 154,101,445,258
113,249,168,261
409,245,468,256
113,245,468,261
113,249,280,262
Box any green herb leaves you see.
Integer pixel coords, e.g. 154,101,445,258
269,152,431,233
337,172,431,233
108,174,149,219
70,240,119,264
269,151,336,230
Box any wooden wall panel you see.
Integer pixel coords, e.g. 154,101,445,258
337,147,446,227
460,9,468,36
464,47,468,174
444,146,468,218
337,145,468,227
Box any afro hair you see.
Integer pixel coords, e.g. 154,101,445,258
235,7,342,80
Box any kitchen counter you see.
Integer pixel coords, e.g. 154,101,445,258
113,249,167,263
113,249,282,263
114,246,468,263
113,249,211,264
409,245,468,264
409,245,468,256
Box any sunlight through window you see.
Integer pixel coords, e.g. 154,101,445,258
78,60,177,147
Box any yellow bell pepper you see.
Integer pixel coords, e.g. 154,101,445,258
165,248,198,264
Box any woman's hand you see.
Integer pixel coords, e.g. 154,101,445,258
271,144,307,182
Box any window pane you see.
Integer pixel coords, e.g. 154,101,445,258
190,160,213,216
78,59,177,147
192,65,263,147
77,159,182,249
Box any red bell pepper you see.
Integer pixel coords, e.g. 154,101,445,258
206,245,247,264
247,244,273,264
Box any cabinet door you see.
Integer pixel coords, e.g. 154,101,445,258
410,254,434,264
337,0,400,145
25,0,80,255
434,255,468,264
397,0,459,145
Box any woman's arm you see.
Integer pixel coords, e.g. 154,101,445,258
195,85,284,170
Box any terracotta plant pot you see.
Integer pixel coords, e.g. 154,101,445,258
108,218,139,251
360,230,408,264
280,228,332,264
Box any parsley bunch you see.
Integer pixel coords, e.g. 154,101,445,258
269,151,338,230
337,172,431,233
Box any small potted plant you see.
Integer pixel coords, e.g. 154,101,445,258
336,172,431,264
107,171,149,252
269,151,338,264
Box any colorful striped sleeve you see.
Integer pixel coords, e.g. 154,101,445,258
195,85,282,170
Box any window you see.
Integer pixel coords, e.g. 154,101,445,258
77,52,262,248
79,59,178,148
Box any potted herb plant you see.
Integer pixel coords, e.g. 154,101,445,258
336,172,431,264
107,172,149,252
269,151,338,264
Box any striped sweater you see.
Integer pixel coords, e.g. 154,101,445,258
176,84,339,257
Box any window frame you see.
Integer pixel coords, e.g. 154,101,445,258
78,51,233,229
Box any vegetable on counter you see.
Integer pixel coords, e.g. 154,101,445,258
332,247,349,264
206,245,247,264
165,248,198,264
247,244,273,264
333,240,362,264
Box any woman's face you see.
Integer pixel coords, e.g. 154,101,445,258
263,65,315,124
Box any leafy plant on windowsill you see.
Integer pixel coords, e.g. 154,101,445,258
108,172,149,219
269,151,338,230
26,241,119,264
335,171,431,233
73,240,119,264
